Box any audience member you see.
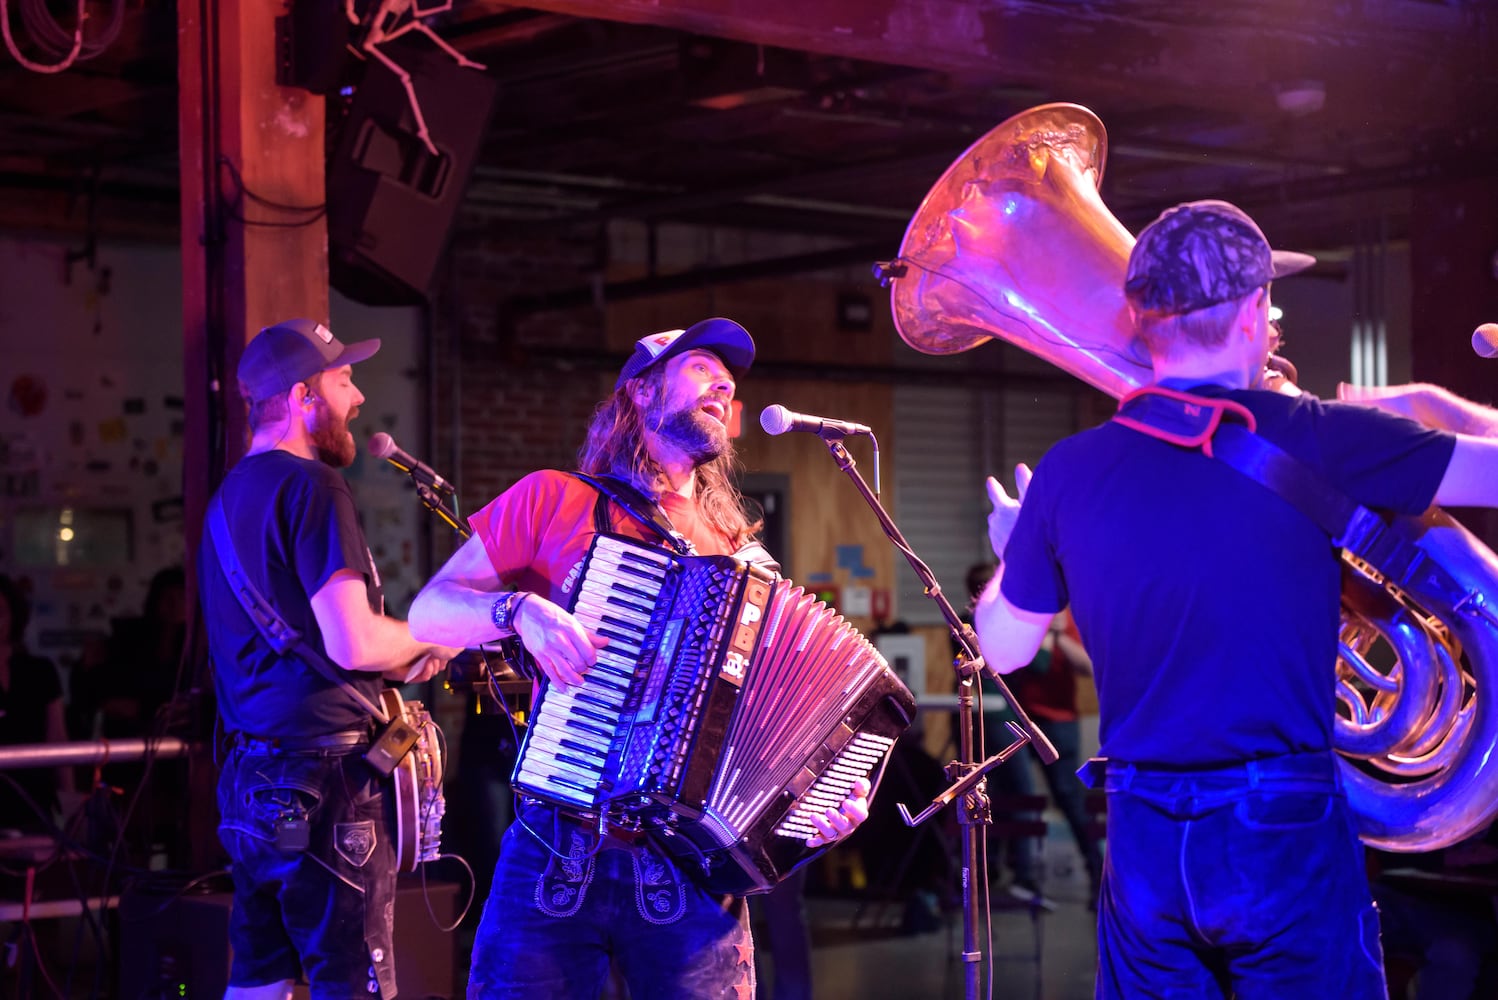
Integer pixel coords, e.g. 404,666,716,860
0,575,74,832
74,567,188,741
1003,607,1105,905
960,563,1046,901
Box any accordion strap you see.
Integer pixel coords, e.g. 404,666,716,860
571,472,781,572
573,472,694,556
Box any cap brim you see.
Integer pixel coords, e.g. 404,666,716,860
674,318,755,375
1270,250,1316,280
332,337,381,367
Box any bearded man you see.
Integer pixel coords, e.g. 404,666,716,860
410,318,869,999
199,318,457,999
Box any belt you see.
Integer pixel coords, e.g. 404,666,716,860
520,798,649,846
233,725,373,754
1105,751,1340,789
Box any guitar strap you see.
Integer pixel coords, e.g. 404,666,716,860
205,492,390,724
1112,386,1470,609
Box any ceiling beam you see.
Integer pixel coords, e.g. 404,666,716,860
481,0,1487,131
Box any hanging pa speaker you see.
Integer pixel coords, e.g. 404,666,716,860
327,38,499,306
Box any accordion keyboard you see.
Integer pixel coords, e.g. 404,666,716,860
512,537,675,809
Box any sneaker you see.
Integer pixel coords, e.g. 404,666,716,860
1005,881,1058,912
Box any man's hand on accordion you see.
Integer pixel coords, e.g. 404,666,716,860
512,594,610,690
805,777,872,848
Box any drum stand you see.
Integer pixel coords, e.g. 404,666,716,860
816,430,1057,1000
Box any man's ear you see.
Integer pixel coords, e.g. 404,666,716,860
629,379,654,409
1236,291,1264,337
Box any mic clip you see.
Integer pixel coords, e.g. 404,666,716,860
872,259,908,288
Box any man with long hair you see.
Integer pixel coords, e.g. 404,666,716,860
410,318,869,999
199,319,458,1000
974,201,1498,998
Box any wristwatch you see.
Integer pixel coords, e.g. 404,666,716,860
490,591,528,635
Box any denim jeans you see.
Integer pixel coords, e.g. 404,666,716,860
468,803,754,1000
217,745,397,999
1097,752,1386,1000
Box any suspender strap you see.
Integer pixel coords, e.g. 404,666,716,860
205,493,388,722
573,472,694,555
1112,387,1468,609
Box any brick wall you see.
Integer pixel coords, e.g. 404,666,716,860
431,222,612,537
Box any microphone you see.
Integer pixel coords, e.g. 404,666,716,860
368,433,455,494
759,404,872,438
1472,323,1498,359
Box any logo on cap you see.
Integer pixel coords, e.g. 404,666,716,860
312,323,334,345
641,331,685,357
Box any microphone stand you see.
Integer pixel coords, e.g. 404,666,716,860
412,482,467,540
815,429,1057,1000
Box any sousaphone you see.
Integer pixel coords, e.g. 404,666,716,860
887,102,1498,851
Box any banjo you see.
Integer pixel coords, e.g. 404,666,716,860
376,687,446,872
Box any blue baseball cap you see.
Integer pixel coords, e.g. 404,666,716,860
616,318,755,389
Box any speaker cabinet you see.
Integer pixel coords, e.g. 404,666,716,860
327,38,499,305
119,877,459,997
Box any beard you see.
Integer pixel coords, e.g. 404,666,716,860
647,396,728,464
310,401,358,467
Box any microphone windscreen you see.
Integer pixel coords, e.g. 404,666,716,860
1472,323,1498,358
760,404,793,435
368,432,397,458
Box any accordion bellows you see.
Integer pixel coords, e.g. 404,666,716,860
513,533,917,894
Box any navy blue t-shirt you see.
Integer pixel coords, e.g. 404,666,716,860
198,450,384,740
1000,387,1456,767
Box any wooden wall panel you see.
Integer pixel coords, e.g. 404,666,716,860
736,377,894,608
605,276,896,368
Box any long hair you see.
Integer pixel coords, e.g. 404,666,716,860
577,367,760,550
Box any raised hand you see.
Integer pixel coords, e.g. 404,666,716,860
986,463,1032,560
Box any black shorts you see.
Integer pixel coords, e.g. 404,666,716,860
217,745,398,999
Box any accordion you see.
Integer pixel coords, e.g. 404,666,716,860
512,533,916,894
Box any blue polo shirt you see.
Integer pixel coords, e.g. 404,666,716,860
1000,387,1455,767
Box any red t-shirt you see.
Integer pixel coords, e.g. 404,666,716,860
467,470,737,603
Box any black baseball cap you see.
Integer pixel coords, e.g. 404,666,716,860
238,318,380,402
1124,200,1315,315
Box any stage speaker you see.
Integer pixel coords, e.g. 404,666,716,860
118,877,460,997
327,37,499,306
